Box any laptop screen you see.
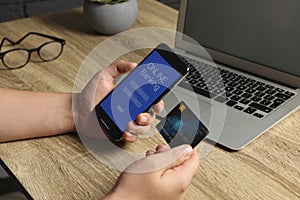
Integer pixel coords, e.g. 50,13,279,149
179,0,300,84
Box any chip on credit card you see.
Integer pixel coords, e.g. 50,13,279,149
156,101,209,148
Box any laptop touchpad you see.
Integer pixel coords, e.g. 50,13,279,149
160,86,211,118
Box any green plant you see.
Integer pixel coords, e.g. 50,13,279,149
88,0,128,4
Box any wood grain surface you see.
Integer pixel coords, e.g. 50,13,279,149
0,0,299,199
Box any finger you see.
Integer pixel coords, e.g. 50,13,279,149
122,132,138,143
124,145,193,174
105,60,137,79
155,144,170,152
146,150,155,156
146,144,170,156
146,145,169,156
126,121,150,135
136,113,152,126
153,100,165,114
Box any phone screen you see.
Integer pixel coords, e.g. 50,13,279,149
99,50,182,133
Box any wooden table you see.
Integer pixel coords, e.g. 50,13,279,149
0,0,299,199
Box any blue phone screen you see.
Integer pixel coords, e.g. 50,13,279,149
100,50,181,132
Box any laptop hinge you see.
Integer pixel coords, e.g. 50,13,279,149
173,48,186,55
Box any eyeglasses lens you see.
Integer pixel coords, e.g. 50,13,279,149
3,49,29,69
39,41,63,61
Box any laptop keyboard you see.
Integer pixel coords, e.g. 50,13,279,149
178,55,296,118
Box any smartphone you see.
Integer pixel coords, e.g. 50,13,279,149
95,43,189,141
156,101,209,148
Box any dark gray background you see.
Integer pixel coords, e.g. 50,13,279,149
0,0,84,22
0,0,179,23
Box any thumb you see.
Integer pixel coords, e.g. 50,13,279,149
165,144,194,169
162,149,200,191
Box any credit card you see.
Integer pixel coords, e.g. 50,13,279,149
156,101,209,148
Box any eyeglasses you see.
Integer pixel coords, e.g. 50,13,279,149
0,32,65,69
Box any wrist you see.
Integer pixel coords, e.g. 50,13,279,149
66,93,76,132
102,189,124,200
102,186,139,200
57,93,75,133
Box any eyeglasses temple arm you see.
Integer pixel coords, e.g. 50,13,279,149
32,32,65,43
0,38,15,52
14,32,36,44
1,32,65,52
15,32,65,44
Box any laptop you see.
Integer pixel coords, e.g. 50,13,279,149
162,0,300,150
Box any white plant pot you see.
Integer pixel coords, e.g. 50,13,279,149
83,0,138,35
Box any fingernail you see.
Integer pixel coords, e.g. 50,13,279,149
173,145,193,160
140,115,147,123
183,145,193,158
126,133,137,139
127,133,133,138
